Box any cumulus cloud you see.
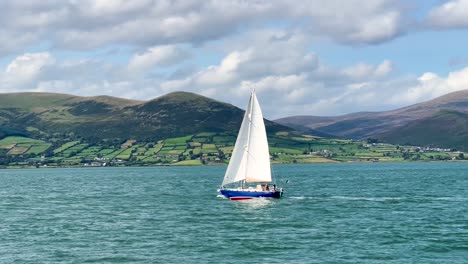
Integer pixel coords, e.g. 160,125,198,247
0,0,283,52
290,67,468,117
426,0,468,29
158,29,319,93
342,60,393,80
1,53,55,88
190,29,318,90
0,30,40,57
155,29,401,117
0,52,134,97
194,50,252,87
0,0,411,55
293,0,406,44
127,45,189,73
390,67,468,105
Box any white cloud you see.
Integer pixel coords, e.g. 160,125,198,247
80,0,152,17
0,0,410,55
292,0,406,44
390,67,468,105
297,67,468,117
375,60,393,77
0,30,40,57
155,30,399,117
2,53,55,88
0,52,133,97
343,60,393,80
249,74,308,93
127,45,189,73
38,1,285,49
5,53,55,75
343,63,374,80
195,50,251,87
346,10,403,44
190,29,318,89
426,0,468,29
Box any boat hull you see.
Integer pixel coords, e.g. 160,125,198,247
219,189,283,200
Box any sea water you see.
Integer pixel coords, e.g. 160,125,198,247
0,162,467,263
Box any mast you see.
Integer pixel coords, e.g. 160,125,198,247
244,89,255,184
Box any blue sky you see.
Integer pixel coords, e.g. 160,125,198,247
312,30,468,75
0,0,468,118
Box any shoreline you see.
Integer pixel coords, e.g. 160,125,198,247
2,159,466,170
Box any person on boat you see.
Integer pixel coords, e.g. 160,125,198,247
265,184,269,191
273,184,276,191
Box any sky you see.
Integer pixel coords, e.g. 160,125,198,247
1,0,468,119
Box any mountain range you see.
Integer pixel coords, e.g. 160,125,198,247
275,89,468,151
0,91,289,142
0,89,467,151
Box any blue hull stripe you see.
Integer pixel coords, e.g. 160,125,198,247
219,189,282,199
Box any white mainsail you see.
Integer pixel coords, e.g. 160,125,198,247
222,91,271,186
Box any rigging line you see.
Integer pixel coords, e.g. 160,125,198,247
271,164,280,184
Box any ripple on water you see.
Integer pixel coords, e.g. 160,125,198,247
0,163,467,263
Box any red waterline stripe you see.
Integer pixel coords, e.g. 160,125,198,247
230,197,254,200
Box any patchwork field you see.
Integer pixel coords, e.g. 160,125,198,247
0,131,465,168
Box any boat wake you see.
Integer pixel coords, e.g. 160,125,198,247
431,196,468,201
330,196,403,202
233,198,273,209
288,196,468,202
289,196,307,200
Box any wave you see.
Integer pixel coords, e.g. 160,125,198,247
330,196,403,202
288,196,401,202
432,196,468,201
288,196,468,202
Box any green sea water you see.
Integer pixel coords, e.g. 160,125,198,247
1,162,467,263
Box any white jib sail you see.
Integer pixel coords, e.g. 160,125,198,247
222,91,271,186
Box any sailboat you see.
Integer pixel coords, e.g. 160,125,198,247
218,90,283,200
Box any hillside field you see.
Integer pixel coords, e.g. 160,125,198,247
0,131,465,168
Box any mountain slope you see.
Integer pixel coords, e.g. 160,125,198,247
0,92,141,111
378,110,468,151
276,89,468,139
0,91,292,141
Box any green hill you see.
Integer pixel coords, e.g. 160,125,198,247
0,91,290,141
379,110,468,151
